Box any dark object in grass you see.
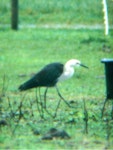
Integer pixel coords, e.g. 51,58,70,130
0,120,7,126
33,129,40,135
101,58,113,99
101,58,113,119
42,128,70,140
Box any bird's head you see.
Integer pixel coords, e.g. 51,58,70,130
65,59,88,69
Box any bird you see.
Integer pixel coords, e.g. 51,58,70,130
19,59,88,91
18,59,88,116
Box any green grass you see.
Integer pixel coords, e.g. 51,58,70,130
0,1,113,149
0,0,113,25
0,28,113,149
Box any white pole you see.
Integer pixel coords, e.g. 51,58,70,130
102,0,109,35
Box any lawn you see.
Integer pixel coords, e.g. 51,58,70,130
0,0,113,149
0,28,113,149
0,0,113,25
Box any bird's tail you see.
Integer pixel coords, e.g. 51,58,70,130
19,78,38,91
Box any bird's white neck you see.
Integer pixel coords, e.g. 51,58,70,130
58,63,74,82
64,63,75,78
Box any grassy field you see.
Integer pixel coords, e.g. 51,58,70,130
0,0,113,25
0,28,113,149
0,0,113,149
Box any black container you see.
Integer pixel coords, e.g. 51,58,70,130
101,58,113,99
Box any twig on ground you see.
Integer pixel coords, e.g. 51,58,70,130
83,98,88,134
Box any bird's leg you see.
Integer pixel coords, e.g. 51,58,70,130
35,88,41,117
38,88,44,118
53,98,62,118
55,86,75,108
42,86,62,118
35,88,43,118
43,87,48,109
43,87,55,118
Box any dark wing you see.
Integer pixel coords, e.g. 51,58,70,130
19,62,63,91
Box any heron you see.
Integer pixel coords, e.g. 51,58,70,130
18,59,88,117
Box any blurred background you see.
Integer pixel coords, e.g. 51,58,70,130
0,0,113,28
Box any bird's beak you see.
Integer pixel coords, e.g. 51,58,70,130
80,63,88,69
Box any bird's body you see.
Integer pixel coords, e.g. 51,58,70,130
19,62,63,90
19,59,88,91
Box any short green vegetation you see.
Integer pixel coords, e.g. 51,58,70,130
0,28,113,149
0,0,113,149
0,0,113,25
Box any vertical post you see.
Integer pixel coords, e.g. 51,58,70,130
11,0,18,30
101,58,113,118
102,0,109,35
101,58,113,99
